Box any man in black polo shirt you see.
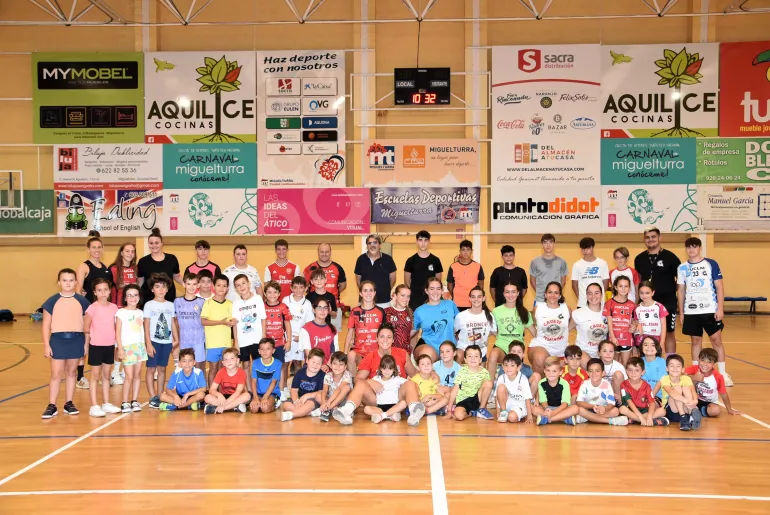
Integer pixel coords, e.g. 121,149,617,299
403,230,443,311
634,227,681,354
489,245,528,307
354,234,397,308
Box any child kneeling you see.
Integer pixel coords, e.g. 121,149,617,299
160,348,207,411
204,348,252,414
532,356,579,425
575,358,628,426
282,348,327,422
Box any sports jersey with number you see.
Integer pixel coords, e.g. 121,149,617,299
635,302,669,337
384,306,413,352
265,262,301,301
303,261,347,302
348,306,386,355
603,298,635,347
677,258,723,315
264,302,292,347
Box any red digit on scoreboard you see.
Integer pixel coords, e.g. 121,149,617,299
425,93,436,104
412,93,421,104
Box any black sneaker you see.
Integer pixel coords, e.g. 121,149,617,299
63,401,79,415
679,415,691,431
149,396,161,409
121,402,132,413
42,404,58,419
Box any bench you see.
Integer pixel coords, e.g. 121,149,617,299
724,296,767,315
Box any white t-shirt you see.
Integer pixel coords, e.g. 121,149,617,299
283,295,314,343
231,294,267,347
571,258,610,308
116,308,145,346
635,302,669,337
576,378,616,406
453,310,497,354
223,264,262,303
143,299,176,344
374,375,407,405
530,302,570,357
571,307,608,358
602,360,628,382
496,372,532,412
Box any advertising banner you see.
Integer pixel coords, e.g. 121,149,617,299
363,140,479,185
698,185,770,222
490,186,602,234
602,185,698,232
53,144,162,188
370,187,480,224
33,53,144,143
56,188,161,236
491,45,601,185
601,44,719,138
696,138,770,183
719,41,770,137
0,190,55,234
162,144,257,189
258,188,369,235
600,138,695,185
257,50,346,187
144,52,257,143
164,189,258,236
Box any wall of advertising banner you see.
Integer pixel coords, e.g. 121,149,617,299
364,140,479,186
370,187,480,224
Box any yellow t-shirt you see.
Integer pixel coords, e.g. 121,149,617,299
411,374,439,398
201,298,233,349
659,374,694,407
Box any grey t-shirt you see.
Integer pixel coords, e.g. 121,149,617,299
529,255,568,302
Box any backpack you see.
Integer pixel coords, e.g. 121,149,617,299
0,309,15,322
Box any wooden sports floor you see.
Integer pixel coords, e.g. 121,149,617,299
0,317,769,515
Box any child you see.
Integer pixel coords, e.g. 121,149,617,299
532,356,579,425
495,353,533,424
655,354,700,431
204,348,252,414
283,276,314,382
160,348,207,411
143,273,178,409
299,299,338,361
109,242,137,386
249,338,282,414
201,275,236,388
115,284,148,413
509,340,541,399
411,354,449,415
232,273,267,391
281,348,327,421
685,348,740,418
196,269,214,300
620,357,669,426
263,281,293,399
610,247,640,302
640,336,666,399
41,268,91,418
599,340,627,405
575,358,628,426
364,355,408,423
561,345,588,403
174,273,206,371
634,281,669,348
433,341,461,390
84,278,120,417
454,286,496,364
319,351,354,422
604,275,636,365
306,268,338,320
446,345,494,421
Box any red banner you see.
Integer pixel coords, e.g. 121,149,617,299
720,41,770,137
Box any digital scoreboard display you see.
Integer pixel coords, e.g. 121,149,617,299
394,68,450,106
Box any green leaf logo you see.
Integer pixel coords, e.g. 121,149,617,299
652,47,705,138
194,56,244,143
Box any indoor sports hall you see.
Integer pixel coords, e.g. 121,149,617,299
1,1,770,514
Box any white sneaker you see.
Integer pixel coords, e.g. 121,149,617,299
101,403,121,414
77,377,90,390
310,408,322,418
110,374,124,386
371,413,383,424
723,373,734,387
89,405,105,417
281,411,294,422
280,387,290,402
390,412,402,422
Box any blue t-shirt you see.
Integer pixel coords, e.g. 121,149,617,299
291,367,326,397
143,299,176,344
677,258,723,315
642,356,667,398
521,363,533,380
252,357,282,396
167,367,207,395
174,296,206,347
433,360,461,387
413,300,459,350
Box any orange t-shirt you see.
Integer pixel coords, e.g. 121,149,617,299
447,261,484,308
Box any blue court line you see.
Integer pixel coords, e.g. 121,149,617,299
726,355,770,372
442,434,770,443
0,369,92,405
0,432,421,441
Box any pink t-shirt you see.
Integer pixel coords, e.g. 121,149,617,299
86,302,119,346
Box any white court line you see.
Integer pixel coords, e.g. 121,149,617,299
715,400,770,430
447,491,770,501
0,403,147,489
426,416,448,515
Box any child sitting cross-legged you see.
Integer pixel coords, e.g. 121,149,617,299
620,357,669,426
655,353,700,431
446,345,494,421
410,354,449,416
574,358,628,426
281,348,327,422
318,351,353,422
532,356,579,425
204,347,252,414
685,348,740,419
495,353,533,424
159,348,207,411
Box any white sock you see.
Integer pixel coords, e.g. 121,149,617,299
408,402,417,412
112,363,121,375
718,362,726,374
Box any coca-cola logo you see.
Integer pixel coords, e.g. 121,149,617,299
560,93,596,102
497,93,531,105
497,119,525,129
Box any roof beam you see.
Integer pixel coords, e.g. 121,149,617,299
157,0,187,24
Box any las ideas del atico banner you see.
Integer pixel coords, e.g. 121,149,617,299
601,44,719,138
257,50,346,187
719,41,770,137
491,45,602,185
144,52,257,144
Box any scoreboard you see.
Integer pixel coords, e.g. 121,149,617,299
394,68,451,106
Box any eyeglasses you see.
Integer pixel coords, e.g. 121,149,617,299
315,305,330,311
367,241,378,245
125,293,140,298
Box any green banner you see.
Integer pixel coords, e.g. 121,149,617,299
0,190,55,234
696,138,770,183
162,144,257,189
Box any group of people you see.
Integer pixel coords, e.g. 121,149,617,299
40,226,736,432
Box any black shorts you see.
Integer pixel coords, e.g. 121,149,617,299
697,399,716,416
457,306,470,313
665,404,684,422
87,344,115,366
455,395,481,413
666,311,677,334
377,403,396,412
224,391,253,403
683,314,724,337
617,345,633,353
239,345,260,362
273,346,286,363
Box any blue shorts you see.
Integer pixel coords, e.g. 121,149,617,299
273,346,285,364
50,332,85,360
147,342,172,368
181,341,206,363
206,347,225,363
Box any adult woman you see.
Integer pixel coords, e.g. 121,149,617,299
488,282,535,377
384,284,413,354
569,282,608,368
528,281,570,375
137,228,181,303
343,281,385,376
411,277,459,363
109,243,137,307
454,286,496,364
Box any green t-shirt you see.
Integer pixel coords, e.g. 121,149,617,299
455,365,491,403
492,305,533,352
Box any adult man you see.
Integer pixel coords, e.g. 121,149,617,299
489,245,528,307
303,243,348,329
403,230,443,310
634,227,681,354
264,239,300,300
571,237,610,308
677,237,731,386
447,239,484,312
354,234,397,308
223,244,263,303
529,234,568,307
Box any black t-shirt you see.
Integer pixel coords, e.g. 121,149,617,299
138,253,180,302
83,261,113,303
306,291,338,314
404,253,444,310
354,253,398,304
633,248,681,307
489,266,528,307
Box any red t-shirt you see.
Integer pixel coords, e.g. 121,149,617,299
110,265,137,306
302,320,336,358
384,306,413,352
620,379,655,409
561,366,588,397
303,261,346,301
266,262,300,301
358,348,408,379
264,302,292,347
603,298,636,348
684,365,726,403
348,306,385,355
214,367,247,396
